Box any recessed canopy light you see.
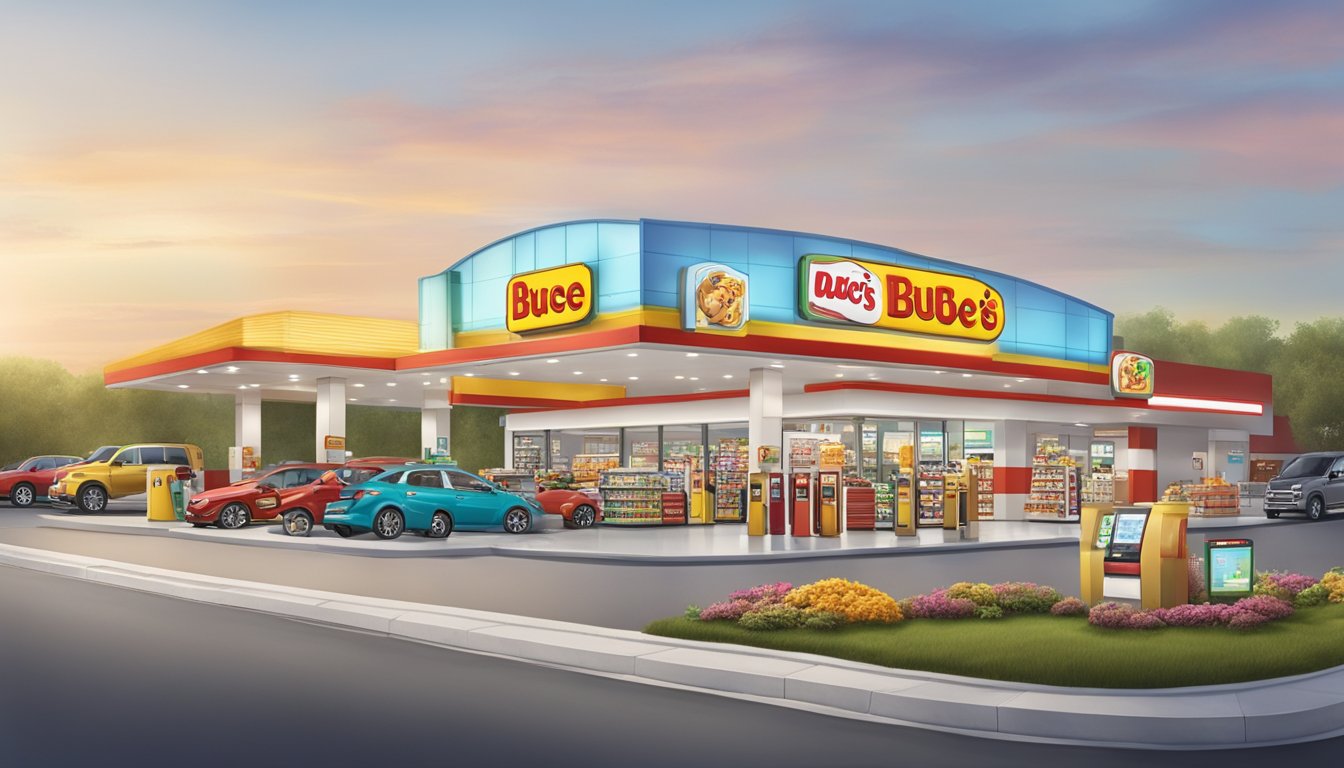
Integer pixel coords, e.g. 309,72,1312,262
422,381,431,386
697,387,707,391
1016,378,1028,383
248,384,260,388
1003,384,1012,388
389,399,397,403
463,373,475,377
349,398,358,402
769,364,785,369
685,353,699,358
628,376,639,381
237,385,247,390
508,371,520,376
176,384,189,389
353,383,365,388
386,382,397,387
440,377,450,383
626,352,639,357
723,374,733,379
196,369,208,375
835,373,845,378
599,378,608,382
572,371,583,375
961,373,973,378
675,375,685,380
689,377,699,381
1075,423,1090,428
225,366,240,373
934,370,944,375
545,359,559,364
288,375,301,381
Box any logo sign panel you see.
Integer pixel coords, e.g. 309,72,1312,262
798,255,1004,342
507,263,594,334
682,263,748,331
1110,351,1155,399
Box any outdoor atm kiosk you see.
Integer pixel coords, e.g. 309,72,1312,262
1080,502,1189,609
817,470,841,537
767,473,786,534
941,468,979,541
790,472,814,537
747,473,766,536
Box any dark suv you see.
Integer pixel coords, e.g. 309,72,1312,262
1264,452,1344,521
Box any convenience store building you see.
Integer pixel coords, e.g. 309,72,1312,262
105,219,1274,522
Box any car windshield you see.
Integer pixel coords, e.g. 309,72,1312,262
1279,456,1335,479
86,446,119,463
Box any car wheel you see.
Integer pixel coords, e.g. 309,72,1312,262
503,507,532,534
282,510,314,537
427,511,453,539
373,508,404,540
1307,495,1325,521
10,483,36,508
332,525,357,538
1265,510,1280,519
570,504,597,529
77,484,108,513
218,502,251,530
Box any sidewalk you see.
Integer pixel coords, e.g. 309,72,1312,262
2,540,1341,750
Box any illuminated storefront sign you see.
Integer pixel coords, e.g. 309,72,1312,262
798,255,1004,342
506,264,593,334
1110,351,1155,399
682,263,749,331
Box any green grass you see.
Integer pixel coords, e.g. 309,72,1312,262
645,604,1344,688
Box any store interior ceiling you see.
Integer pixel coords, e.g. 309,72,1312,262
112,344,1112,409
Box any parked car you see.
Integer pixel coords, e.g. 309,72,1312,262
1265,452,1344,521
534,488,602,528
185,463,337,529
49,443,205,513
322,465,543,539
0,455,83,507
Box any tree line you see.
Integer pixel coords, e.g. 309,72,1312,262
1116,310,1344,451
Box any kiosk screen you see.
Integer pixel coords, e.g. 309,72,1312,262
1107,512,1148,560
1208,541,1254,597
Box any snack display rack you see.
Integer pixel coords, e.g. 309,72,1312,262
661,458,690,493
873,482,894,528
1082,472,1115,504
511,436,544,472
1025,463,1079,521
1186,480,1241,516
917,464,947,527
599,469,670,525
971,460,994,519
572,453,620,485
714,438,749,522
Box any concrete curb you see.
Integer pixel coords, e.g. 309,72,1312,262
2,541,1342,750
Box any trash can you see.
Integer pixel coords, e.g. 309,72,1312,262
145,466,178,522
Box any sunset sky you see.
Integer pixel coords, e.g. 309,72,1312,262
3,0,1341,372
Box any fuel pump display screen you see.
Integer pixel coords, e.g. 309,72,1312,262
769,483,781,500
794,480,809,500
1095,513,1115,549
1107,512,1148,561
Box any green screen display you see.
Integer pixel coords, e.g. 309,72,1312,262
1209,546,1253,596
1095,513,1114,549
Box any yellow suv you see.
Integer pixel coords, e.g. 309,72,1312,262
50,443,204,513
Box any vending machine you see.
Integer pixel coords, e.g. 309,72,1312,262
790,472,814,537
817,470,841,537
767,472,787,535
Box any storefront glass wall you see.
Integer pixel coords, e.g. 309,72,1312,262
624,426,659,470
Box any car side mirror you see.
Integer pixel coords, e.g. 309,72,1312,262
1331,471,1342,480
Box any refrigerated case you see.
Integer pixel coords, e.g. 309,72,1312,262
512,434,545,472
713,437,749,522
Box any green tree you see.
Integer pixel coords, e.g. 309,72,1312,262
1275,319,1344,450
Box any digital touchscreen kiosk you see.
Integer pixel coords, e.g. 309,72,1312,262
1206,539,1254,600
1105,511,1149,561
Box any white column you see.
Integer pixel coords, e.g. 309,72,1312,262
315,377,347,462
421,393,452,461
234,389,261,482
748,368,783,474
504,428,515,469
993,420,1030,520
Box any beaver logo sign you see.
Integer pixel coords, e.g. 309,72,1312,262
798,255,1005,343
682,263,749,332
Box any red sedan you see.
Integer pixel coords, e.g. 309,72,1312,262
0,455,83,507
186,463,338,529
535,488,602,528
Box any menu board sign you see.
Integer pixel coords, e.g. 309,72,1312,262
1206,539,1254,599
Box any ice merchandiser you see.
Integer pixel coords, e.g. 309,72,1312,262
790,471,813,537
768,472,786,535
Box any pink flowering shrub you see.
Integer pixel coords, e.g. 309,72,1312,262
991,582,1062,614
1151,603,1235,627
1188,555,1207,604
697,581,793,622
1050,597,1087,616
902,590,977,619
1092,595,1293,631
1254,571,1318,601
1087,602,1166,629
1227,610,1272,630
1233,595,1294,620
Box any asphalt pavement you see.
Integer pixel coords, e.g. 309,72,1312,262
2,564,1338,767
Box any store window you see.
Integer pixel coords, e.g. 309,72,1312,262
662,425,704,494
708,423,748,522
553,429,619,484
624,427,660,470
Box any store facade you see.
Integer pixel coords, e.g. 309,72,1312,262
106,218,1274,524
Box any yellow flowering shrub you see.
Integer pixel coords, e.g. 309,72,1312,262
945,581,996,607
784,578,904,623
1322,569,1344,603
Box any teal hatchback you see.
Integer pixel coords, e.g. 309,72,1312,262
321,464,543,540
